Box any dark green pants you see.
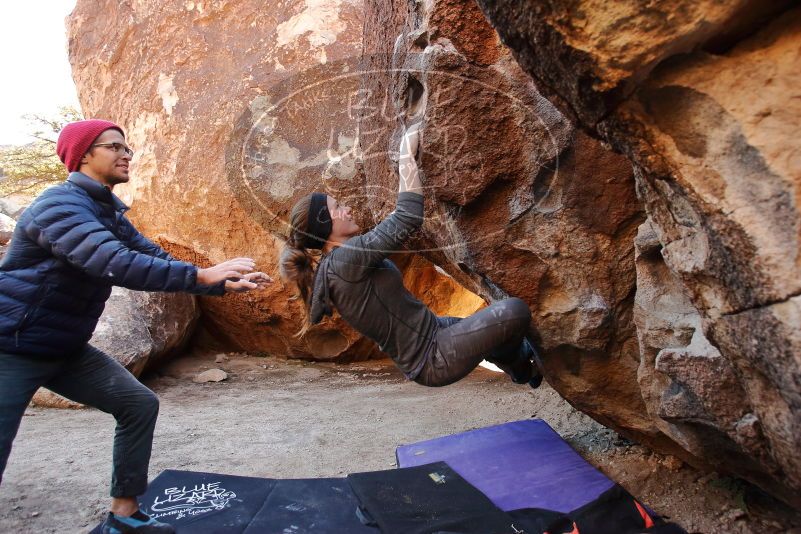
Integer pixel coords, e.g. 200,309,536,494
0,344,159,497
415,297,532,387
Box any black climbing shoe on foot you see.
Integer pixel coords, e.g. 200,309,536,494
528,370,543,389
521,336,544,390
101,510,175,534
488,337,544,388
490,348,534,385
507,356,542,389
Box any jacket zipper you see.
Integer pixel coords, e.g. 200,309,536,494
14,284,47,348
15,311,30,348
14,313,28,347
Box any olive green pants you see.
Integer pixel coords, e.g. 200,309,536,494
415,297,531,387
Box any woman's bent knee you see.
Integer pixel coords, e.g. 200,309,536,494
502,297,531,322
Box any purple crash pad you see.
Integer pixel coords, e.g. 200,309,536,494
396,419,615,513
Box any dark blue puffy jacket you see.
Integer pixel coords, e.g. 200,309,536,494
0,172,224,358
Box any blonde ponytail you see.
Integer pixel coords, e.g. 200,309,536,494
279,195,317,337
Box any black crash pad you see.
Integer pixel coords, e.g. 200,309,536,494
346,461,520,534
90,470,373,534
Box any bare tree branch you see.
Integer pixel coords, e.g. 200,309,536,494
0,107,82,199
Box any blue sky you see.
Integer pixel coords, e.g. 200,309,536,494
0,1,79,145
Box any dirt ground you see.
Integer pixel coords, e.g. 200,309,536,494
1,351,799,534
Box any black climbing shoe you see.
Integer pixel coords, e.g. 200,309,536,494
528,371,543,389
489,342,534,387
521,336,544,390
101,510,175,533
488,337,544,389
508,357,534,385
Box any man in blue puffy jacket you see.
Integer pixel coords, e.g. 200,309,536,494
0,119,271,533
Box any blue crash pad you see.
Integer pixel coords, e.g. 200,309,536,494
396,419,616,513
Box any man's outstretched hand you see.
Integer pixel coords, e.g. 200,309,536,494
197,258,273,292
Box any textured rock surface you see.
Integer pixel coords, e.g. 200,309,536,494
398,255,485,319
32,287,200,408
0,197,26,220
0,213,14,245
476,0,801,506
96,288,201,375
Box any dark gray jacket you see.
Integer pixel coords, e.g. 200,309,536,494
0,172,224,358
310,192,436,378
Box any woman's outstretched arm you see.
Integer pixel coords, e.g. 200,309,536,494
399,123,422,194
328,123,424,277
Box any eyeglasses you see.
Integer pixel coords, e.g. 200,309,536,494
92,142,134,157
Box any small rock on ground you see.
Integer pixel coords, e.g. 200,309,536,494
193,369,228,383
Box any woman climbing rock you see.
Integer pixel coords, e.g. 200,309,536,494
279,124,542,388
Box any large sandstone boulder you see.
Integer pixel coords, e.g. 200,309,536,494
475,0,801,506
32,288,200,408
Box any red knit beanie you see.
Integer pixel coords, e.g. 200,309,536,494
56,119,125,172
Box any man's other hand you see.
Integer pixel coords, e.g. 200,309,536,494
225,272,273,292
197,257,256,285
